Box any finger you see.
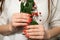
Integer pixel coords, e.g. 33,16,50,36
19,16,30,20
27,32,45,36
26,25,45,31
13,13,31,17
29,36,44,39
26,25,39,29
12,13,31,19
13,15,30,20
26,29,45,33
13,19,29,23
12,23,28,27
26,29,39,32
12,13,21,19
20,13,31,17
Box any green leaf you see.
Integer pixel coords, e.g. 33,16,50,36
20,0,38,25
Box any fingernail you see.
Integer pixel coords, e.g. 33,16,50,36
25,34,29,38
35,12,38,16
23,30,27,34
27,18,32,24
32,12,38,16
29,18,32,22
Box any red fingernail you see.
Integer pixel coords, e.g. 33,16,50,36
27,18,32,24
23,30,29,38
25,34,29,38
32,12,38,16
29,18,32,22
23,30,26,32
27,22,30,24
35,12,38,16
23,30,27,34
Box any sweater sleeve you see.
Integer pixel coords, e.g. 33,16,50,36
50,0,60,27
0,0,9,25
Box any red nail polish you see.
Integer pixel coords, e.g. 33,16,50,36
35,12,38,16
27,21,30,24
32,12,38,16
27,18,32,24
25,34,29,38
29,18,32,22
23,30,27,34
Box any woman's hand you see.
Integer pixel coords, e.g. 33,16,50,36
11,13,31,27
9,13,32,32
23,25,46,40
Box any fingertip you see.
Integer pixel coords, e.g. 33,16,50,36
29,18,32,22
25,34,29,38
27,18,32,24
23,30,27,34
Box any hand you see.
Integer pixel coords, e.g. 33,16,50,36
23,25,45,40
11,13,31,28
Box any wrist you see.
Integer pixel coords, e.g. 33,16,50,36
8,24,13,32
45,30,51,40
8,24,18,33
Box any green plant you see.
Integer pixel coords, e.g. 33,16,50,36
20,0,38,25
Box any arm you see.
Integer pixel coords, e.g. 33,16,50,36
24,0,60,40
0,24,12,35
0,13,31,35
0,0,30,35
46,0,60,39
46,27,60,39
